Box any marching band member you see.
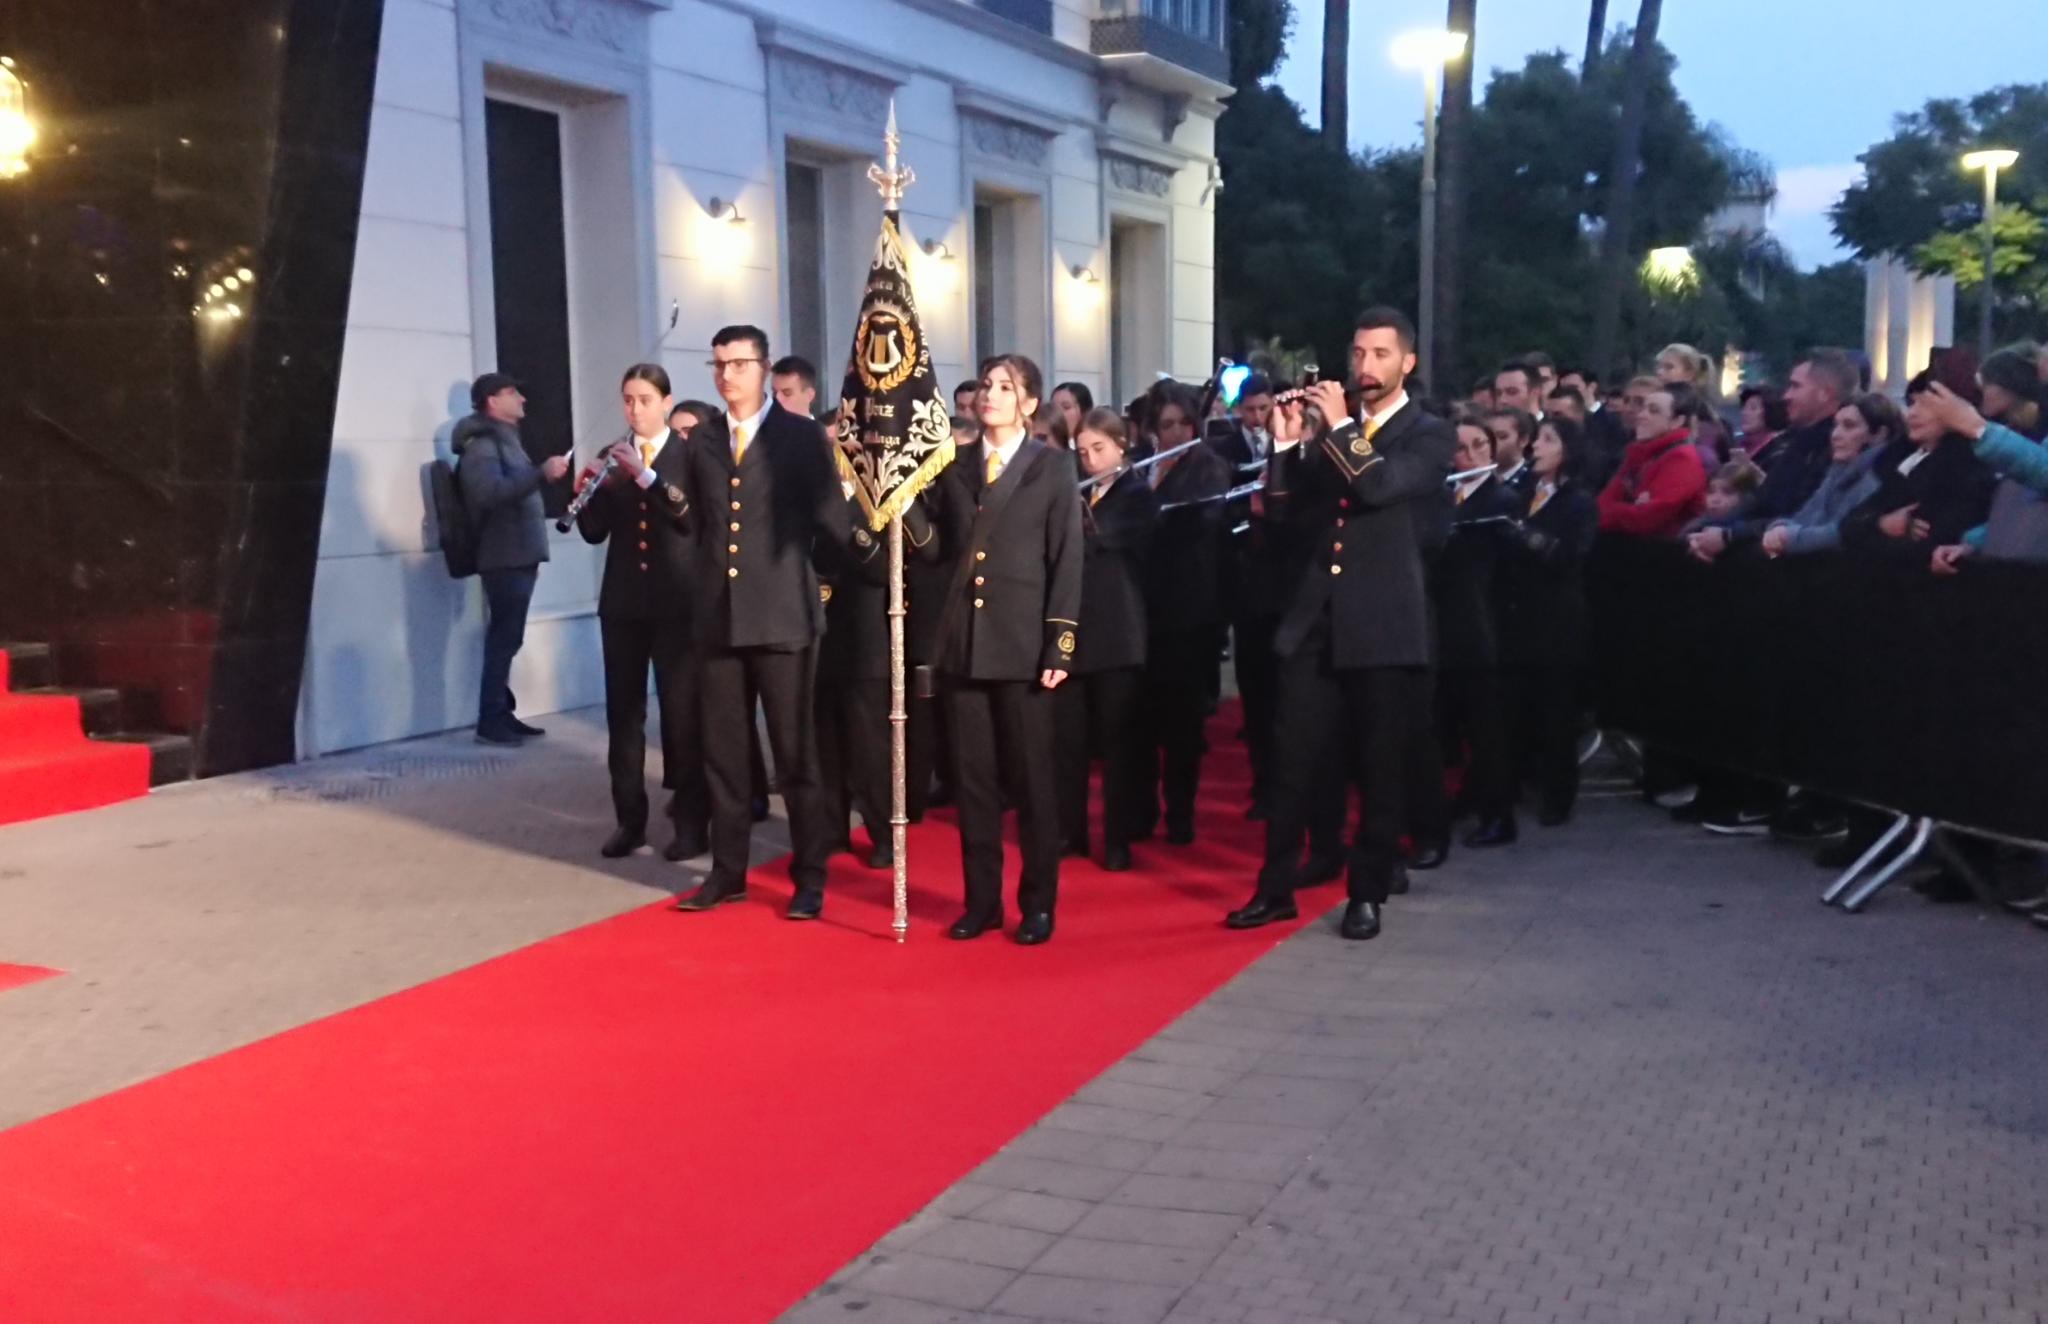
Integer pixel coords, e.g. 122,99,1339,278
923,355,1084,944
1055,409,1158,873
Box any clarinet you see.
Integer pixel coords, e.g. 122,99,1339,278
555,451,619,533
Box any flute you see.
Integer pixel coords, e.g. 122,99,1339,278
1077,437,1205,490
555,452,619,533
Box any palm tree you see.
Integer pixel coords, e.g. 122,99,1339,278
1435,0,1477,386
1582,0,1609,80
1321,0,1350,154
1588,0,1662,379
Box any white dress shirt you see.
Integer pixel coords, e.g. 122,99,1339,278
631,429,668,489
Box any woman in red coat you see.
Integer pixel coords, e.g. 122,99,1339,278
1597,382,1707,538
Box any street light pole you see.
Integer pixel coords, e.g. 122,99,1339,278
1391,29,1467,396
1962,149,2019,361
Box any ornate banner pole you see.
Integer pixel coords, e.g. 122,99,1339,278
868,106,915,945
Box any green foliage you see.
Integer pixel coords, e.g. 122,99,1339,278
1229,0,1293,87
1914,204,2046,291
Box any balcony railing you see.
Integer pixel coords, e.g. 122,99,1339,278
1092,0,1229,84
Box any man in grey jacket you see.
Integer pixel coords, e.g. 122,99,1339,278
454,373,568,745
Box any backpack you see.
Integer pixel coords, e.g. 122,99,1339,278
431,457,479,579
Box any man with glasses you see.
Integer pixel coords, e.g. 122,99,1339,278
672,325,878,922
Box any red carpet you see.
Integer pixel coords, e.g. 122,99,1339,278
0,648,152,827
0,963,60,994
0,704,1336,1323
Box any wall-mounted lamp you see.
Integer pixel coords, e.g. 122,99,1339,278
920,238,954,261
706,196,746,225
1070,264,1101,285
0,56,37,180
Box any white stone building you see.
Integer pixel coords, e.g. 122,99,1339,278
298,0,1229,757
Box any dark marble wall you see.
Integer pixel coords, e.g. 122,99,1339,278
0,0,384,774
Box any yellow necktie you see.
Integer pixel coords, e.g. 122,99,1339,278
985,448,1002,486
1364,414,1382,442
640,438,657,468
1529,484,1553,516
732,424,749,465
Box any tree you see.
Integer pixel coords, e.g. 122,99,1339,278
1588,0,1664,379
1833,83,2048,342
1434,0,1477,388
1582,0,1608,80
1321,0,1350,154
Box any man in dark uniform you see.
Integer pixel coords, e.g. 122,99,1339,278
1226,307,1456,941
673,325,876,922
1139,383,1232,845
1436,419,1519,848
574,364,708,863
1209,374,1283,818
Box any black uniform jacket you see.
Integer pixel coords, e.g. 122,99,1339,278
923,437,1086,682
1267,399,1457,670
1143,442,1232,636
1075,470,1157,674
576,429,695,622
816,496,935,682
1433,473,1518,670
681,403,873,651
1497,481,1599,668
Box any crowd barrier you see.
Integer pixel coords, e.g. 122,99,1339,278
1586,535,2048,855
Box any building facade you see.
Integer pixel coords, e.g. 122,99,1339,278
0,0,1228,775
301,0,1229,758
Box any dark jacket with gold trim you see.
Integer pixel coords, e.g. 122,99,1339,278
575,429,695,622
1267,398,1456,669
924,437,1085,681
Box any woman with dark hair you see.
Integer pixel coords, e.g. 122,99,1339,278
1840,371,1995,562
1498,413,1599,825
1051,381,1095,436
1760,393,1900,557
924,353,1084,945
1737,385,1791,467
1055,408,1157,871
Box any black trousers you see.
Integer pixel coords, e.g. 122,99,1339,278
1054,666,1143,854
700,645,829,893
946,675,1061,919
1437,666,1513,823
906,688,951,821
600,613,705,837
1233,614,1280,808
1143,628,1219,835
817,672,890,849
1506,665,1582,817
1260,640,1434,904
478,567,537,730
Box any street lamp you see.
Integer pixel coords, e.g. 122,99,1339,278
0,57,35,180
1391,29,1468,392
1962,148,2019,360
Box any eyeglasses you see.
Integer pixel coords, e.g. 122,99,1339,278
706,357,763,374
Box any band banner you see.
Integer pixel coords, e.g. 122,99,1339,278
829,213,954,532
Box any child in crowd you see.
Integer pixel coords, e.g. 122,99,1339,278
1681,460,1764,535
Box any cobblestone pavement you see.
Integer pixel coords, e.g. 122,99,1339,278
785,788,2048,1324
0,710,781,1129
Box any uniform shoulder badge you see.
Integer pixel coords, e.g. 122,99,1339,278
819,584,834,604
664,483,686,504
1350,436,1373,457
853,528,873,548
1057,630,1076,656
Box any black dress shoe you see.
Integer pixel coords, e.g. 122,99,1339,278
673,881,746,911
1389,867,1411,895
1225,893,1298,929
1165,823,1196,846
475,725,524,747
786,888,824,921
663,830,708,863
1300,854,1344,887
1409,840,1450,871
1340,900,1381,940
601,828,648,858
1014,913,1054,945
947,909,1003,940
509,717,547,738
1103,844,1133,872
866,839,894,870
1463,817,1519,849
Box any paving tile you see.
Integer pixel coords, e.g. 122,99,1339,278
990,1272,1183,1324
973,1190,1098,1235
1031,1236,1213,1288
843,1250,1018,1311
909,1216,1058,1270
1068,1203,1250,1251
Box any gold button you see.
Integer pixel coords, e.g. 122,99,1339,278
728,543,739,553
1330,564,1343,575
1334,519,1345,528
730,521,740,532
730,477,741,488
973,597,984,608
728,567,739,579
974,576,985,586
638,541,649,551
638,521,649,531
975,551,987,561
1332,542,1343,552
639,562,649,571
730,501,741,511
